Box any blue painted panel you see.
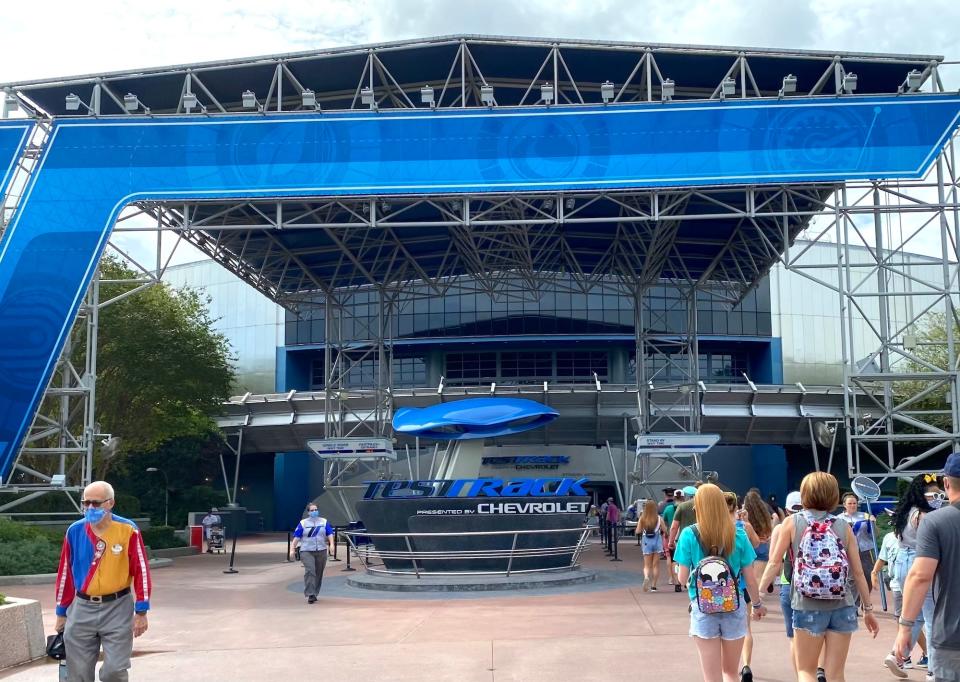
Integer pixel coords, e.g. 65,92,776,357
393,397,559,440
1,95,960,480
0,121,32,197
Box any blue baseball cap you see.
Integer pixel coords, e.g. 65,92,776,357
943,452,960,478
683,485,698,497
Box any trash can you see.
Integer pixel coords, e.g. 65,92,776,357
188,525,203,551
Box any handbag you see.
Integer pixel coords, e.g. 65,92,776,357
46,631,66,660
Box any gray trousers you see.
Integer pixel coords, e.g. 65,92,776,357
300,549,327,597
64,593,134,682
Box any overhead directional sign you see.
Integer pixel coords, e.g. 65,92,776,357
635,433,721,458
306,438,397,461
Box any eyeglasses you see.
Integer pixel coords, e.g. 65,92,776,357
80,499,110,507
925,491,947,502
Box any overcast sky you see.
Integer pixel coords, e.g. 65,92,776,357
2,1,958,267
2,0,958,83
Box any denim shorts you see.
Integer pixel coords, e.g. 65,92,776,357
689,597,749,640
792,605,858,636
780,584,794,638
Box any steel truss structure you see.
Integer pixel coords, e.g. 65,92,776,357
1,36,958,511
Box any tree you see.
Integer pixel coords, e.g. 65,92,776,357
896,312,956,432
89,257,236,477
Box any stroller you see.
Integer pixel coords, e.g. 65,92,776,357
207,526,225,554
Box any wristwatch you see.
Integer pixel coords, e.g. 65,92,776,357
863,604,874,612
898,617,916,627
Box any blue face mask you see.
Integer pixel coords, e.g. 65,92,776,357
308,510,320,518
84,507,107,524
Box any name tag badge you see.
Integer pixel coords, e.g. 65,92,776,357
111,544,123,555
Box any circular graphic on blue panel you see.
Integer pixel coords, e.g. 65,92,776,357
212,118,350,193
475,112,611,189
752,103,888,180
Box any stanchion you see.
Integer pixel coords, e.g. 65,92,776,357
285,531,293,562
610,524,622,562
329,526,342,562
223,528,239,574
341,530,356,572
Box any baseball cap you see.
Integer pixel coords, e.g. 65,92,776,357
943,452,960,478
683,485,698,497
785,491,802,512
662,487,675,494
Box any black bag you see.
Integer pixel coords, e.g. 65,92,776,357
46,632,66,660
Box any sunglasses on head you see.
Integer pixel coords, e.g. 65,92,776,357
80,499,110,507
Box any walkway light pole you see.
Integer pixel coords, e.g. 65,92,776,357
145,467,169,526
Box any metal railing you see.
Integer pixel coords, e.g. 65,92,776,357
342,527,591,578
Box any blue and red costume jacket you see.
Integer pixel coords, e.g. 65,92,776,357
55,514,152,616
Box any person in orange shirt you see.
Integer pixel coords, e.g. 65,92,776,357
55,481,151,682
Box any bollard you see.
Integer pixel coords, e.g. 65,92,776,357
286,531,293,562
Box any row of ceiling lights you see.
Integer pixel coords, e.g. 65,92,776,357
7,68,923,115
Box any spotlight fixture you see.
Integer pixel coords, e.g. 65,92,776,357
661,78,675,101
600,80,615,104
720,76,736,98
565,197,575,209
242,90,259,109
360,86,377,110
65,93,82,111
420,84,435,107
540,82,555,106
3,91,18,112
779,74,797,97
480,84,495,107
842,72,858,94
181,92,199,112
907,69,923,90
123,93,141,112
543,198,554,211
301,89,316,109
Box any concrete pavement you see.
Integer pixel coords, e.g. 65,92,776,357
0,534,924,681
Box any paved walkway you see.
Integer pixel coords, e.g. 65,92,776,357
1,534,922,681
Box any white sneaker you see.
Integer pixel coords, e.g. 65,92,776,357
883,653,908,679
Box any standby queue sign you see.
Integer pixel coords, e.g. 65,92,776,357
361,477,591,515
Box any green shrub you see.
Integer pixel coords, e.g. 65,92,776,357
0,538,61,576
113,494,142,518
0,592,6,605
140,525,185,550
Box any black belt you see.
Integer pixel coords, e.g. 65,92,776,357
77,587,130,604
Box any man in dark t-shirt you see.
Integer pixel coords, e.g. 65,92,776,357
657,488,675,515
896,453,960,680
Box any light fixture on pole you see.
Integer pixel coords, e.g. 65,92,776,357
661,78,675,102
3,91,19,113
480,84,495,107
720,76,736,99
145,467,170,527
906,69,923,91
182,91,204,113
600,80,615,104
65,93,82,111
301,89,316,109
842,72,858,94
779,74,797,98
360,86,377,110
241,90,260,110
420,85,435,108
123,93,141,112
540,82,555,106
